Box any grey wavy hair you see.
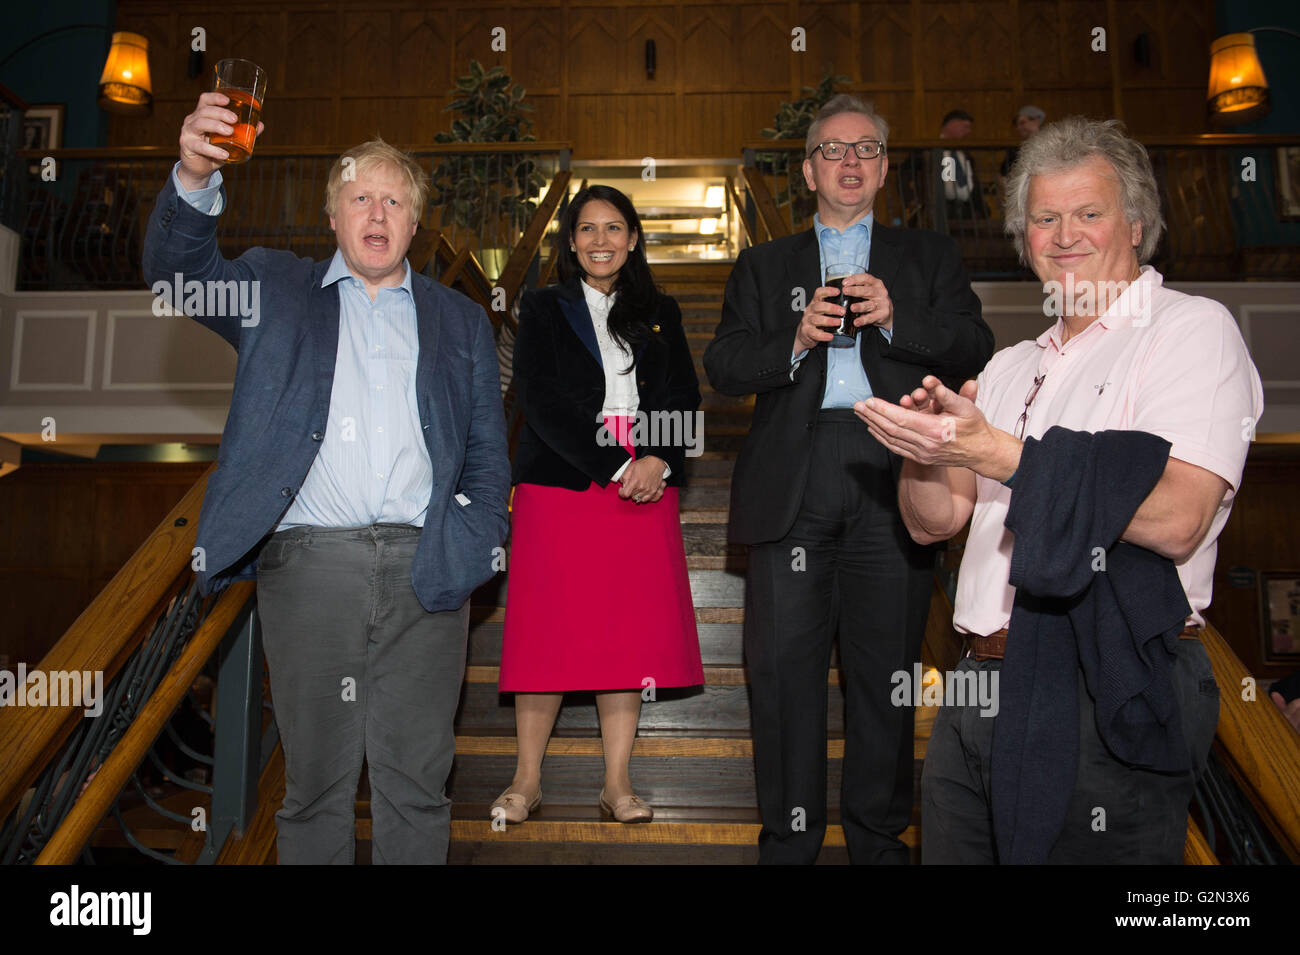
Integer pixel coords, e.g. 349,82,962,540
1003,116,1164,264
806,94,890,157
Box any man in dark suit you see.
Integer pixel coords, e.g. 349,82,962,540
704,95,993,864
143,93,510,864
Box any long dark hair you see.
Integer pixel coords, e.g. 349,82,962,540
554,185,661,364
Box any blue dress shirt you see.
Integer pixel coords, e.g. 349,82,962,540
791,212,893,408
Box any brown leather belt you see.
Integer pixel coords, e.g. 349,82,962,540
967,625,1202,661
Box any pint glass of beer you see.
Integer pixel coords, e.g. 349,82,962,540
824,262,864,348
210,59,266,164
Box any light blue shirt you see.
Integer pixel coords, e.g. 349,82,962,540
792,212,892,408
171,163,433,528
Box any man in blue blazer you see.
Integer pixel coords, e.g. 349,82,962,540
143,92,510,864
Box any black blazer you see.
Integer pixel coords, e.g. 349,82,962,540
511,275,702,490
703,223,994,545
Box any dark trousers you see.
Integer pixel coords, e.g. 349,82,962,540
255,524,470,864
745,410,934,864
921,638,1220,864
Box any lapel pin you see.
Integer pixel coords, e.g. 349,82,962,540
652,324,661,333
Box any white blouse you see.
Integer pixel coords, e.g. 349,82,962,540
580,278,670,482
582,278,639,416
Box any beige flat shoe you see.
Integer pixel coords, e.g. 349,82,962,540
490,787,542,824
599,788,653,823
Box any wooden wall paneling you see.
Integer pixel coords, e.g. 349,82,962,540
0,463,207,667
338,96,423,146
1021,88,1112,124
509,8,564,97
94,0,1222,164
567,7,625,93
681,5,738,93
1114,0,1164,86
1160,0,1213,89
1105,0,1123,119
795,2,853,89
452,6,511,78
626,7,678,95
868,92,915,140
1121,89,1210,136
282,11,342,102
281,98,342,151
343,11,398,97
523,95,564,146
858,3,916,96
917,2,971,94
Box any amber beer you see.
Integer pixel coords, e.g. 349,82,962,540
824,263,864,348
210,88,261,163
211,58,267,164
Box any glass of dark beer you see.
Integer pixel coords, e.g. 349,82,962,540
210,59,266,164
824,262,864,348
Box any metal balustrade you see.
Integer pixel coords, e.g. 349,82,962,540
14,144,570,291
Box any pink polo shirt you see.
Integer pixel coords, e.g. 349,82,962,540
953,266,1264,636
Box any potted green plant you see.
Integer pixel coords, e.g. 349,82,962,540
431,60,547,277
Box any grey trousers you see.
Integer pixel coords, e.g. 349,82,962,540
255,524,469,865
921,637,1220,864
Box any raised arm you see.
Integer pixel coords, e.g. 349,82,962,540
142,92,265,349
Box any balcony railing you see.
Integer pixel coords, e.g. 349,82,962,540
741,135,1300,281
14,143,570,291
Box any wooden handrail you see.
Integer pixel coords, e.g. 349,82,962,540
35,581,256,864
495,169,574,322
0,465,214,824
1185,818,1219,865
1201,620,1300,860
740,165,789,241
726,175,759,247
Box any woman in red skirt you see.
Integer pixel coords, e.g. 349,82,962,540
494,185,703,824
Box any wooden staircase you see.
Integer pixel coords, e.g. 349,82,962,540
402,261,940,865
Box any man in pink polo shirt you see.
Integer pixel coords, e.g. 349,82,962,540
856,116,1263,864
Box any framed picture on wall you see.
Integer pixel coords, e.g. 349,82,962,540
22,104,64,174
1260,572,1300,664
1277,147,1300,222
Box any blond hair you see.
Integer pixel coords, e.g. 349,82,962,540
324,138,429,218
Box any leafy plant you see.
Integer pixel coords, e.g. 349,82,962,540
431,60,547,238
758,68,849,224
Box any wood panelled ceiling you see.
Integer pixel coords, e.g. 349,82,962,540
109,0,1216,156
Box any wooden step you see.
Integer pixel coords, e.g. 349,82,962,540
462,664,842,686
454,683,840,734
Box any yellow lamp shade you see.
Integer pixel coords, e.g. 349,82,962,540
1207,32,1269,125
98,32,152,116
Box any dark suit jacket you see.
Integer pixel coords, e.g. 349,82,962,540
142,175,510,612
511,275,702,490
703,223,993,545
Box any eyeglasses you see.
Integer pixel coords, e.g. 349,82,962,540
1014,374,1046,441
809,140,886,161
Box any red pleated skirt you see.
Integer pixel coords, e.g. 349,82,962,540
498,416,703,692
